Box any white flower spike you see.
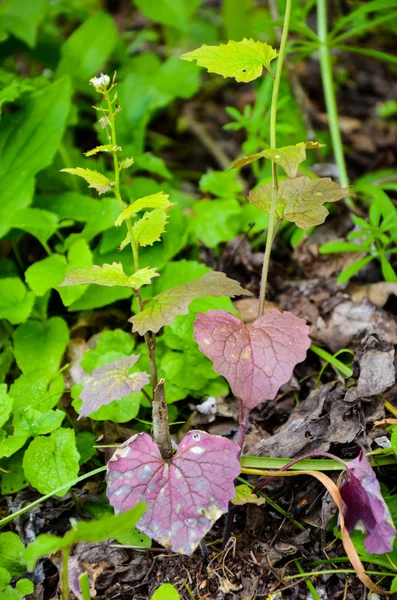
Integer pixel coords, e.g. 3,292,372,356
89,73,110,93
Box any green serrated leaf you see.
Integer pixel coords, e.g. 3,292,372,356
59,262,158,289
0,385,13,428
25,254,67,297
61,168,112,195
231,141,325,178
23,428,80,496
119,157,135,170
115,192,171,226
182,38,278,82
0,532,25,577
248,176,349,229
133,208,169,247
84,144,121,157
58,239,93,307
130,271,251,335
0,278,34,325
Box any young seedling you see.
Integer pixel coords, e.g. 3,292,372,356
60,73,245,554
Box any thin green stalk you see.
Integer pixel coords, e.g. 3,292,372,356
62,546,71,600
258,0,292,316
79,573,92,600
284,569,396,580
317,0,349,191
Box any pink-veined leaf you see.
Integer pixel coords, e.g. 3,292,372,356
79,355,150,418
340,450,397,554
194,310,311,408
106,430,241,555
129,271,251,335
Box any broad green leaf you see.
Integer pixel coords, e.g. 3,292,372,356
133,153,171,179
190,199,241,247
72,384,142,423
1,450,28,495
0,385,12,428
7,207,58,246
35,192,100,223
115,192,171,226
115,529,152,548
58,239,93,307
0,77,71,238
133,208,169,247
391,426,397,458
231,141,325,178
151,584,180,600
13,317,69,377
0,432,29,460
0,532,25,576
0,0,45,47
248,176,348,229
0,278,34,325
130,271,251,335
0,566,11,590
13,407,65,437
135,0,201,31
60,263,158,289
199,170,243,198
232,484,267,506
182,38,278,82
60,168,112,195
84,145,121,157
81,329,135,373
24,503,146,570
23,428,80,496
56,12,118,89
75,431,96,465
9,372,64,413
25,254,67,297
15,580,34,596
67,287,132,312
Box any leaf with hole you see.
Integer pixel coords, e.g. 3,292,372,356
248,176,348,229
60,168,112,195
194,310,310,408
340,450,397,554
130,271,251,335
60,263,158,289
182,39,278,82
107,430,240,554
79,355,150,418
231,141,325,178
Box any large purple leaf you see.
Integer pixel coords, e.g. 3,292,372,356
194,310,310,408
79,355,150,418
340,450,396,554
106,430,241,555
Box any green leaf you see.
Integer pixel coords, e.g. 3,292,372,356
67,287,132,312
84,144,121,157
151,583,180,600
231,141,325,178
0,566,11,591
336,256,374,284
0,532,25,576
75,432,96,465
130,271,251,335
182,38,278,82
248,176,348,229
380,256,397,283
81,329,135,373
232,484,267,506
25,254,67,297
13,407,65,438
1,450,28,495
0,432,29,460
15,579,34,596
7,207,59,246
56,12,118,89
0,278,34,325
60,168,112,196
9,372,64,412
58,239,93,307
115,529,152,548
115,192,171,226
119,157,135,170
133,153,171,179
135,0,201,31
0,385,12,428
133,208,169,247
391,426,397,458
0,77,71,238
0,0,45,47
191,199,242,247
60,263,159,289
23,428,80,496
199,170,243,198
391,576,397,594
13,317,69,377
24,503,146,570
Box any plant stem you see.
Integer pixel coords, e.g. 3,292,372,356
62,546,71,600
79,573,92,600
237,398,249,451
151,379,173,460
258,0,292,317
317,0,349,190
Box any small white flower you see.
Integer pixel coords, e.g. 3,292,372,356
99,116,109,129
89,73,110,92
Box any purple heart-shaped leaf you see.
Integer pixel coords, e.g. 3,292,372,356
106,430,241,555
340,450,396,554
194,310,311,408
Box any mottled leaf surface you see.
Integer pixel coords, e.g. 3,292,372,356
341,450,397,554
194,310,310,408
60,167,112,195
60,262,158,289
182,39,278,82
231,142,324,178
79,355,150,418
107,430,240,555
115,192,171,226
130,272,251,335
248,176,348,229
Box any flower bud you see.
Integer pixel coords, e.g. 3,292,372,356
89,73,110,93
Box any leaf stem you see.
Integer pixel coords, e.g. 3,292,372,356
258,0,292,317
316,0,349,191
61,546,71,600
